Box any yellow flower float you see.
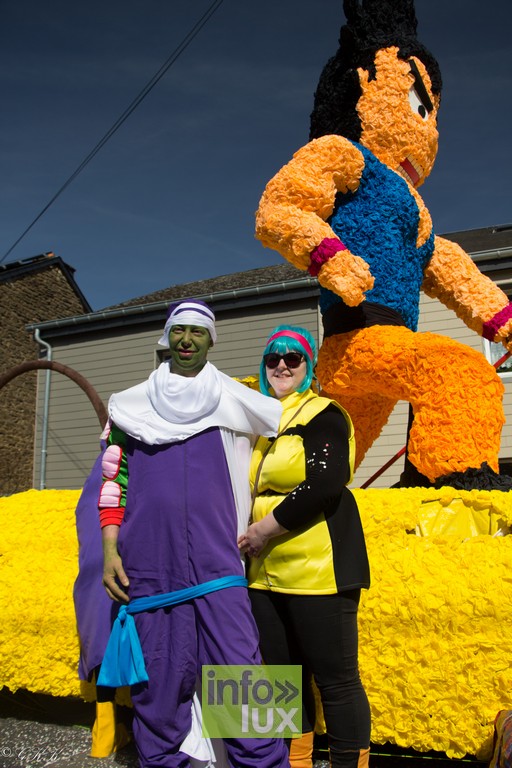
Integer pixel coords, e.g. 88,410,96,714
1,487,512,760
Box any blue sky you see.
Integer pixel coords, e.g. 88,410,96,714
1,0,511,310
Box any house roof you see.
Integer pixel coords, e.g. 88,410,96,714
105,225,512,312
0,251,92,313
442,224,512,254
103,262,304,310
26,261,318,339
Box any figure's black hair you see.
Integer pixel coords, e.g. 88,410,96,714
309,0,442,141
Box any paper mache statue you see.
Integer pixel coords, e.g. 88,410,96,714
256,0,512,490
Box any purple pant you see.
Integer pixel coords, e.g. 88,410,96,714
130,586,289,768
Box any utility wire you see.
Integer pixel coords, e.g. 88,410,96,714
1,0,225,265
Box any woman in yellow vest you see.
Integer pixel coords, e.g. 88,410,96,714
238,325,371,768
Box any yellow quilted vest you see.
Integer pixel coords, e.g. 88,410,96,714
248,389,355,594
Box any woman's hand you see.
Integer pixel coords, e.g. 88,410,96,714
102,525,130,602
238,514,288,558
238,522,270,558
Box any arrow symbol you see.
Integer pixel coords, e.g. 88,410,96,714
274,679,299,705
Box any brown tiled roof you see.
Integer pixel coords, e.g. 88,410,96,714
105,262,304,310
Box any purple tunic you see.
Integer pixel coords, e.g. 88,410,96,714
118,427,244,594
114,427,289,768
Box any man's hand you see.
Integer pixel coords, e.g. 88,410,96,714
317,250,374,306
102,525,129,602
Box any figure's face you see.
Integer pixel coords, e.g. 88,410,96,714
169,324,212,377
357,47,440,187
264,351,308,399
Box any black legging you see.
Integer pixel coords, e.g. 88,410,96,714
249,589,371,768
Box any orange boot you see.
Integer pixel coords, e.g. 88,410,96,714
358,747,370,767
289,731,314,768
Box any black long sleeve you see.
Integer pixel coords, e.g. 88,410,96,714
273,404,350,531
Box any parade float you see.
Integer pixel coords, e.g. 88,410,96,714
1,485,512,762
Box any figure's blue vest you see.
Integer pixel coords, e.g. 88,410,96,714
320,142,435,332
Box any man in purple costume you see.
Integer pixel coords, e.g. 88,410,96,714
98,299,288,768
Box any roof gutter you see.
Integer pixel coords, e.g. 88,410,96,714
471,246,512,263
25,246,512,339
26,275,319,338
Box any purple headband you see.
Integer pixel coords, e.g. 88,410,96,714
158,300,216,347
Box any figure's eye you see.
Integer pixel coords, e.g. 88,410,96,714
408,86,429,121
407,59,433,120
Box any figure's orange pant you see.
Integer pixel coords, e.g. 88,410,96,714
317,326,505,481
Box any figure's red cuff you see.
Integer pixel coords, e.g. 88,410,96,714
307,237,347,277
99,507,125,528
482,303,512,341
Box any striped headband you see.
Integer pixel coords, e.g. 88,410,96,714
158,300,217,347
267,330,314,362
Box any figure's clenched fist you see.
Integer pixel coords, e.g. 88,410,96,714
317,250,374,306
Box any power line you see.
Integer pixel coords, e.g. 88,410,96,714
1,0,225,265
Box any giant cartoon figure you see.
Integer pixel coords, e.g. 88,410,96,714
256,0,512,489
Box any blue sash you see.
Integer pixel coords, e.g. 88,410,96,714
97,575,248,687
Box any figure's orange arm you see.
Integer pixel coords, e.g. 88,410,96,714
422,235,512,346
256,135,364,266
256,135,374,306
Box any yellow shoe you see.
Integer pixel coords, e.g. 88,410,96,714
90,701,131,758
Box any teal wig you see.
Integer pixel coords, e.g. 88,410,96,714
259,325,317,397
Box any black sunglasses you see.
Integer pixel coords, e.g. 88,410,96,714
264,352,305,369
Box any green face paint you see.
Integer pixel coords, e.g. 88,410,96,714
169,324,212,377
